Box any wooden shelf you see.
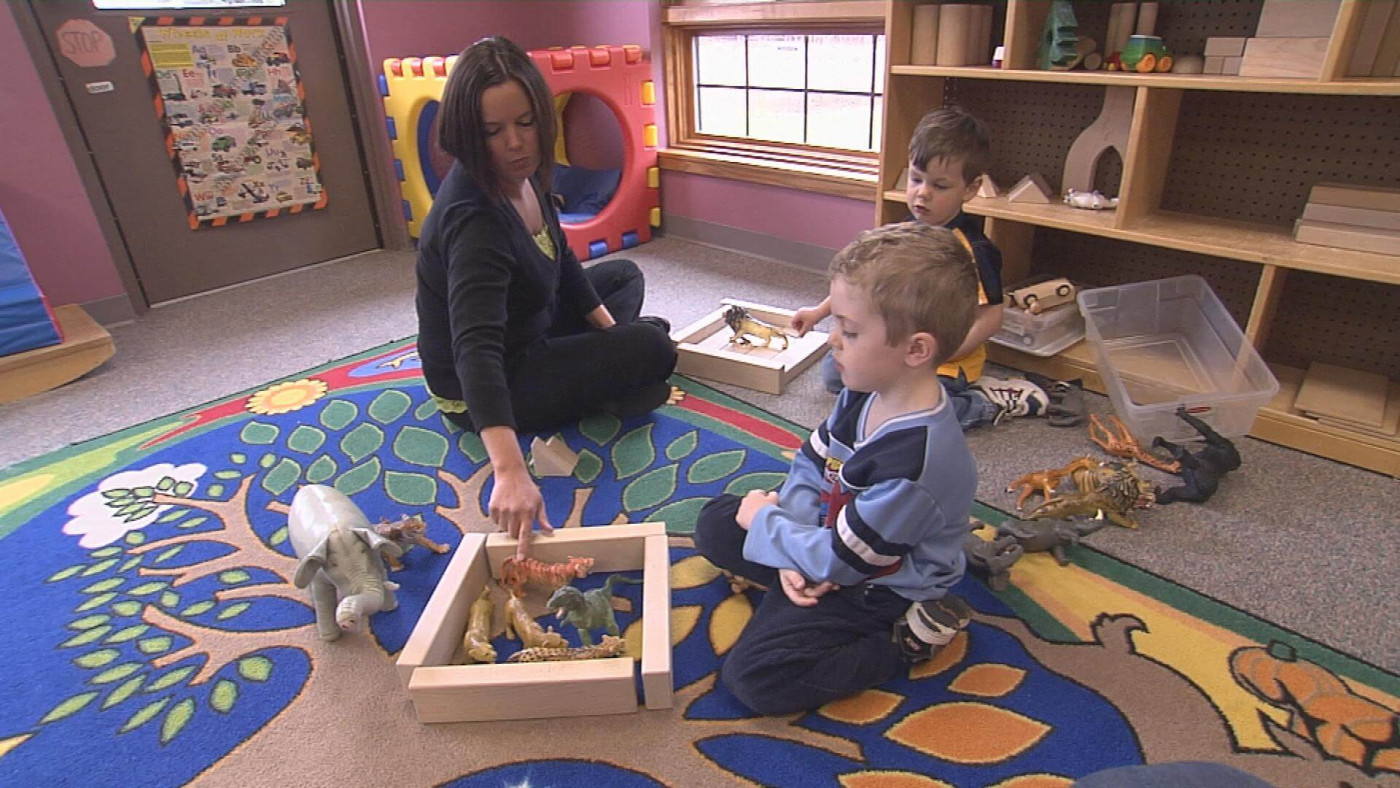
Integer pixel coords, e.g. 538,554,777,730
890,65,1400,96
881,192,1400,286
986,343,1400,476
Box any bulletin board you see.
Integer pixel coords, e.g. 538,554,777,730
133,16,327,228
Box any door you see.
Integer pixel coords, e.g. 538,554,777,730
28,0,378,304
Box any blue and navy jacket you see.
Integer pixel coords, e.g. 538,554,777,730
743,387,977,601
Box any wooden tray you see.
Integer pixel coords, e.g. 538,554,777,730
671,299,828,395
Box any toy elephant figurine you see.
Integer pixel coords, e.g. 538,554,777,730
287,485,402,642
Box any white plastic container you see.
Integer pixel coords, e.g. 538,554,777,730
1077,275,1279,442
990,300,1085,357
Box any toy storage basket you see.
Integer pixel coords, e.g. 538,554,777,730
1077,275,1278,442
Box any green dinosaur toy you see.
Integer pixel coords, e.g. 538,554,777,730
546,574,642,646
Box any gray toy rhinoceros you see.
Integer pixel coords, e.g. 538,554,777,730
288,485,403,641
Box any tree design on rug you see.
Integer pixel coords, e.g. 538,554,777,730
7,378,792,786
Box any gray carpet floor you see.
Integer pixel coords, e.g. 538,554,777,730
2,237,1395,672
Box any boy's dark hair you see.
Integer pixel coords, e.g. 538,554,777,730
829,223,977,368
907,106,990,183
438,36,556,198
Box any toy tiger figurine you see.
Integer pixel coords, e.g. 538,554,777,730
503,589,567,649
498,555,594,594
723,305,790,351
507,635,627,663
461,585,497,663
373,514,450,571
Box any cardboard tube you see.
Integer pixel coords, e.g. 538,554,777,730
936,4,973,65
911,4,941,65
1135,2,1159,36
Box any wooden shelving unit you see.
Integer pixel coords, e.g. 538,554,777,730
878,0,1400,476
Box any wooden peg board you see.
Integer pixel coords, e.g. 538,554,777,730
1261,271,1400,379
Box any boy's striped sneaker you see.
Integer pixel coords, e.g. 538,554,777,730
972,376,1049,423
894,593,972,663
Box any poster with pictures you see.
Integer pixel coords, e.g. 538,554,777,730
136,19,326,227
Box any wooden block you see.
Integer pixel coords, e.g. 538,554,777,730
1254,0,1341,38
1309,182,1400,212
530,434,579,477
672,299,829,395
1203,56,1226,74
1135,1,1159,36
936,4,974,66
1204,36,1248,57
1238,37,1330,79
1294,219,1400,255
1062,85,1134,193
1316,383,1400,437
910,3,940,66
1222,56,1243,75
895,167,909,192
973,4,994,65
977,173,1000,198
398,523,673,722
1293,362,1389,427
1302,202,1400,232
1007,173,1054,204
1347,0,1395,76
1375,10,1400,75
1107,2,1136,54
0,304,115,404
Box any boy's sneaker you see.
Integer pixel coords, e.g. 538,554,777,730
972,376,1049,423
894,593,972,663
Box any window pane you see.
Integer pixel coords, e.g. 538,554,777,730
696,35,746,87
748,35,805,89
750,90,804,144
807,92,872,151
697,87,747,137
872,96,883,152
875,35,886,94
808,35,873,93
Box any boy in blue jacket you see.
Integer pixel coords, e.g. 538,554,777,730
695,223,979,715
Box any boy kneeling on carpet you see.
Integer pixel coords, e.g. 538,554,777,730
695,223,977,715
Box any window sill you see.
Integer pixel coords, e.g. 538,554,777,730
658,146,878,202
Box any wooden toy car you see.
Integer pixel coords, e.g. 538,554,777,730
1006,278,1076,315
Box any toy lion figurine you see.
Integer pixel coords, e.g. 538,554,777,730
723,305,790,351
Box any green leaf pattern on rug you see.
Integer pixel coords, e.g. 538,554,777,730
81,558,120,577
666,430,699,461
725,472,786,496
648,497,710,535
238,656,273,682
70,614,110,631
392,426,450,467
573,449,602,484
414,398,440,421
91,663,142,685
261,458,303,497
335,458,383,497
210,680,238,714
137,636,172,655
458,431,487,463
368,390,413,424
47,564,85,582
60,626,112,648
219,570,250,585
306,455,338,484
687,449,746,485
385,471,438,506
147,666,195,692
623,464,678,512
76,592,117,612
319,400,358,430
161,698,195,744
286,425,326,455
82,577,123,594
613,424,656,480
239,422,279,446
105,624,149,644
75,648,120,669
40,691,99,725
119,698,169,734
339,424,384,464
217,602,251,621
103,675,146,710
580,413,620,445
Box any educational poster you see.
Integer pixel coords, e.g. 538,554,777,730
134,17,326,228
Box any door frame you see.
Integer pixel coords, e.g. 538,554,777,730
13,0,409,317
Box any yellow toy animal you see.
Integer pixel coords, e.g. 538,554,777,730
724,305,790,351
462,585,497,663
503,589,566,649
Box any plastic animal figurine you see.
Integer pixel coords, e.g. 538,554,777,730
546,574,642,646
1025,460,1155,529
462,585,497,664
723,305,790,350
506,635,627,663
1005,457,1097,510
1089,414,1181,473
373,514,450,571
963,531,1024,591
498,555,594,594
503,589,566,649
287,485,402,642
1046,379,1087,427
994,514,1107,565
1064,189,1119,210
1151,406,1242,504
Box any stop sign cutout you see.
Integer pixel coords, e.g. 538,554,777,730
56,19,115,68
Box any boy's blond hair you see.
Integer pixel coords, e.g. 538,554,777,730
908,106,990,184
829,224,977,368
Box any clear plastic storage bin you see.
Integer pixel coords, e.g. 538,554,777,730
990,301,1085,357
1077,275,1279,443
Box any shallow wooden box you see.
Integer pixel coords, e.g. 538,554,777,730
396,522,672,723
672,299,829,395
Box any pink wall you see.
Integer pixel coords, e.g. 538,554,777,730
0,3,123,307
662,171,876,251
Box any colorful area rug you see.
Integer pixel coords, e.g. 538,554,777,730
1,339,1397,788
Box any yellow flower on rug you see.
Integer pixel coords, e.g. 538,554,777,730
246,378,328,415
